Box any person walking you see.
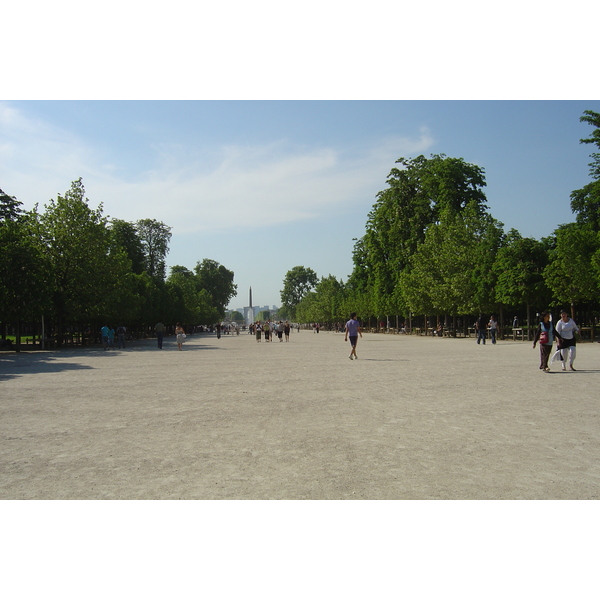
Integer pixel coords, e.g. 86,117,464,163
100,325,110,350
175,323,186,351
255,321,262,342
155,321,165,349
284,321,291,342
476,314,487,345
554,310,579,371
107,326,115,349
345,312,363,360
116,324,126,349
533,312,561,372
488,315,498,344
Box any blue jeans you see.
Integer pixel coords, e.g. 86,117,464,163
477,330,486,344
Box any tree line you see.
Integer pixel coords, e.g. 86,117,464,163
0,178,236,349
280,110,600,334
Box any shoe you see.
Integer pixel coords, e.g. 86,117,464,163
561,365,566,371
349,355,353,360
544,367,550,372
570,365,576,371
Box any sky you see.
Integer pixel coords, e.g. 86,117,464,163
2,2,598,313
1,100,599,310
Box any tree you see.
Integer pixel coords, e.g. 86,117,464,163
0,210,50,350
543,223,600,315
0,188,23,223
570,110,600,230
37,178,132,343
399,203,503,319
493,229,551,327
194,259,237,318
256,310,271,322
229,310,244,323
310,275,346,323
110,219,146,274
136,218,172,281
280,266,318,317
360,154,489,317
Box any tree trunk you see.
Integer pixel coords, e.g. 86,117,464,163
15,316,21,353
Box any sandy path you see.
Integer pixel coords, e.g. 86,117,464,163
1,330,599,499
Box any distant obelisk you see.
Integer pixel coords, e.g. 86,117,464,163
248,286,254,325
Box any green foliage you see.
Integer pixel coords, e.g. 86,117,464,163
280,266,318,317
0,188,24,223
570,110,600,230
110,219,146,274
493,229,551,310
136,218,172,281
356,154,490,316
194,259,237,318
229,310,244,323
36,179,133,333
295,275,346,323
256,310,271,322
399,203,502,315
544,223,600,308
0,211,51,323
0,178,238,339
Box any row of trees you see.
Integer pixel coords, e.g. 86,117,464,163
0,179,236,349
280,110,600,332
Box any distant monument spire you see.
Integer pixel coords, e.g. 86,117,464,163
247,286,254,326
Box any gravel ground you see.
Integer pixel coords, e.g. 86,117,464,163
1,330,599,499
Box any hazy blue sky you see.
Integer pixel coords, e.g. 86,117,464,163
2,3,597,310
1,100,598,309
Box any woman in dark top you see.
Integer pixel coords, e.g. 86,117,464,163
532,312,561,372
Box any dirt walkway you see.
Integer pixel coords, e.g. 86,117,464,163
1,331,599,499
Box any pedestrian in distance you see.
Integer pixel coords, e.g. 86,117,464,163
533,312,561,372
175,323,186,351
255,321,262,342
553,310,579,371
345,312,362,360
107,327,115,349
476,314,487,345
100,325,109,350
155,321,165,349
116,324,126,349
488,315,498,344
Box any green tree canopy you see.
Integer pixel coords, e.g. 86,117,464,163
544,222,600,314
110,219,146,274
570,110,600,230
493,229,551,315
194,259,237,318
399,203,501,316
136,218,172,281
0,188,24,223
358,154,489,316
36,178,133,340
280,266,318,317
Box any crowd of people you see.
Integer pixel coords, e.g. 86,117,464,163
251,320,292,342
101,310,586,372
